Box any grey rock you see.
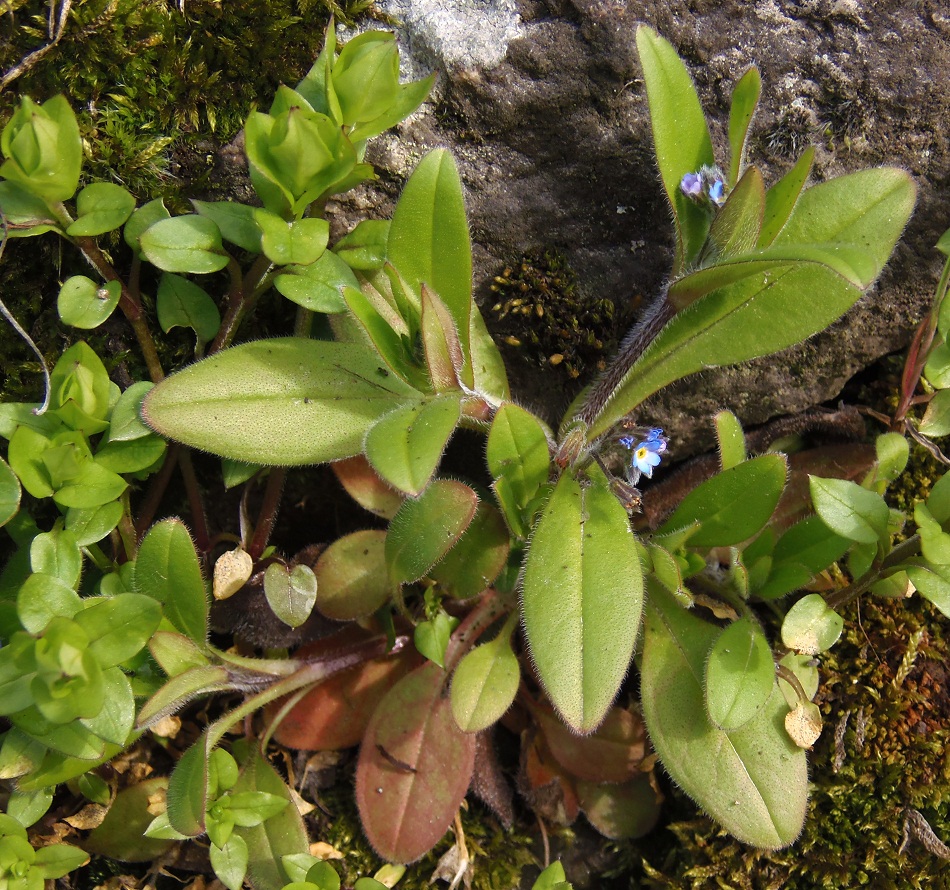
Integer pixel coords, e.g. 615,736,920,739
340,0,950,456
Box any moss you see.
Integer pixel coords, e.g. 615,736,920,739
311,782,536,889
1,0,372,202
489,248,617,381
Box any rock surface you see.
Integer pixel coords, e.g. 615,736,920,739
338,0,950,454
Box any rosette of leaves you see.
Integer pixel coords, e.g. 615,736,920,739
109,25,920,862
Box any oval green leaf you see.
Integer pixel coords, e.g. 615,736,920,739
140,215,230,274
57,276,121,329
521,467,643,733
780,593,843,655
450,631,519,732
385,480,478,585
143,339,424,465
314,530,390,620
658,454,787,548
133,518,209,645
705,617,776,731
263,563,317,629
640,583,807,849
365,394,461,496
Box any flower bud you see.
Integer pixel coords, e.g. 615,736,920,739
244,106,356,216
0,95,81,203
332,31,400,128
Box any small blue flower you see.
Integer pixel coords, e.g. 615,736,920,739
680,172,704,200
619,428,668,484
679,166,728,209
707,177,726,207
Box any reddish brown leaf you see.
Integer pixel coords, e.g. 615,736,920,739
268,629,421,751
535,704,648,783
332,454,405,519
520,730,579,825
470,730,514,829
577,774,663,839
355,661,476,863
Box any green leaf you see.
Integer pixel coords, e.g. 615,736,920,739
780,593,843,655
658,455,787,548
335,219,389,271
413,610,458,668
920,389,950,437
210,834,249,890
531,862,567,890
49,340,113,434
314,529,390,621
450,626,519,732
95,435,167,475
29,527,81,588
64,502,123,546
365,394,462,495
136,665,231,728
486,403,551,509
57,276,121,329
193,200,263,253
16,573,83,631
727,67,761,186
429,502,510,599
758,148,814,247
125,199,171,255
0,95,82,203
388,150,473,387
714,409,746,470
78,665,135,745
133,518,209,645
7,426,53,497
108,382,155,442
166,737,211,836
139,215,230,274
809,476,888,544
6,787,52,827
157,274,221,343
703,166,765,263
905,562,950,619
640,583,807,849
263,563,317,628
521,467,643,733
53,460,128,509
254,209,329,266
585,168,915,441
349,72,436,143
273,250,356,313
66,182,136,236
386,480,478,584
142,339,424,465
75,594,163,668
32,843,89,879
635,26,714,274
874,431,909,483
773,167,916,277
705,617,776,731
0,181,59,234
231,747,309,890
342,283,419,385
757,516,849,600
0,456,21,528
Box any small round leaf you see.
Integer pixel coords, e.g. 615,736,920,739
781,593,843,655
57,276,121,329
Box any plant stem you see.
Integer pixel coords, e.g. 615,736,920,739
825,534,921,610
575,288,676,431
247,468,287,559
49,203,165,382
